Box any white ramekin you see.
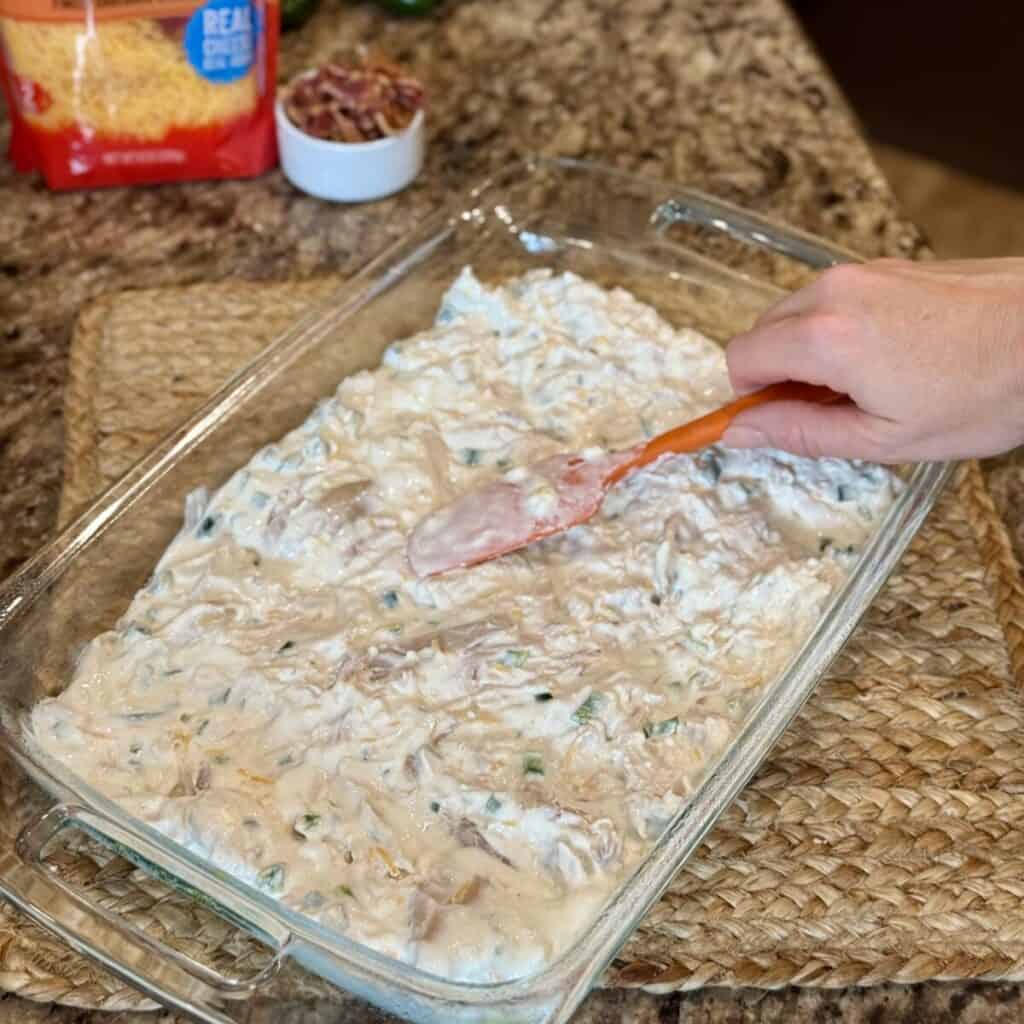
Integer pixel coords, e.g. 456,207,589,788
275,95,425,203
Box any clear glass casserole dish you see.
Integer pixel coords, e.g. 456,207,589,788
0,158,951,1024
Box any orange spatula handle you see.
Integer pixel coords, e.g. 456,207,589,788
612,382,843,483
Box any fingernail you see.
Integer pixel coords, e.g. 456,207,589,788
721,425,767,449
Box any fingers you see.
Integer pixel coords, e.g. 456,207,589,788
751,262,865,329
752,261,893,330
726,313,851,396
750,285,817,328
721,400,894,462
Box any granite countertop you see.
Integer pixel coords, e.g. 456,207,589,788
0,0,1022,1021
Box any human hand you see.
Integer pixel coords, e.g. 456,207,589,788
721,258,1024,462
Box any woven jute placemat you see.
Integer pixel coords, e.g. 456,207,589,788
3,279,1024,1011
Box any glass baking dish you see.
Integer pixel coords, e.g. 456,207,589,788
0,157,951,1024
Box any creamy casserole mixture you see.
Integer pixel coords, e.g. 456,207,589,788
32,269,900,982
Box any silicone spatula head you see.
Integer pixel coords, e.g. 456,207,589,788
407,382,841,578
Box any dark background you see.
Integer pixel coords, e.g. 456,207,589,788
791,1,1024,193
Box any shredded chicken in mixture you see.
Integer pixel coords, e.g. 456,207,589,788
31,269,900,982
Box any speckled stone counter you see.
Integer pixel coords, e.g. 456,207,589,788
0,1,1020,1021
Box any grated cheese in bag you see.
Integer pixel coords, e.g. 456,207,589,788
0,0,278,188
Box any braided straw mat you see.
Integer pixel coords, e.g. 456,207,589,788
3,278,1024,1012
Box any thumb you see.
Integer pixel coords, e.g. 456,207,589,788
721,401,888,462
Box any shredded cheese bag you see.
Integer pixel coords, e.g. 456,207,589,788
0,0,278,189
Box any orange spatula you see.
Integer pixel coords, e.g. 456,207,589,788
407,381,842,578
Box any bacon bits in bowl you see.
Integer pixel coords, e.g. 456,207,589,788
276,57,425,202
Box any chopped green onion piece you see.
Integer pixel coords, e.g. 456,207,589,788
381,590,400,609
485,795,502,814
337,884,354,898
197,515,219,538
500,649,528,668
430,800,440,813
700,452,722,483
256,863,285,894
462,448,482,466
523,752,544,776
572,693,604,725
643,716,680,739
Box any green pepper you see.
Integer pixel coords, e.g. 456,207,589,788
375,0,439,14
280,0,320,31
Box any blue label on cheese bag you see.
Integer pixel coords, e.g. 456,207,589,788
184,0,259,84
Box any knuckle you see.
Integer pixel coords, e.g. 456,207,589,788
778,409,899,463
724,333,745,370
759,411,826,460
857,416,906,464
787,420,825,459
725,331,756,376
816,262,862,295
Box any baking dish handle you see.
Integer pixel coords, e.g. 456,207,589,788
651,193,860,269
0,803,291,1024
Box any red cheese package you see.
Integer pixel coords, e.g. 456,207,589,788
0,0,278,189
